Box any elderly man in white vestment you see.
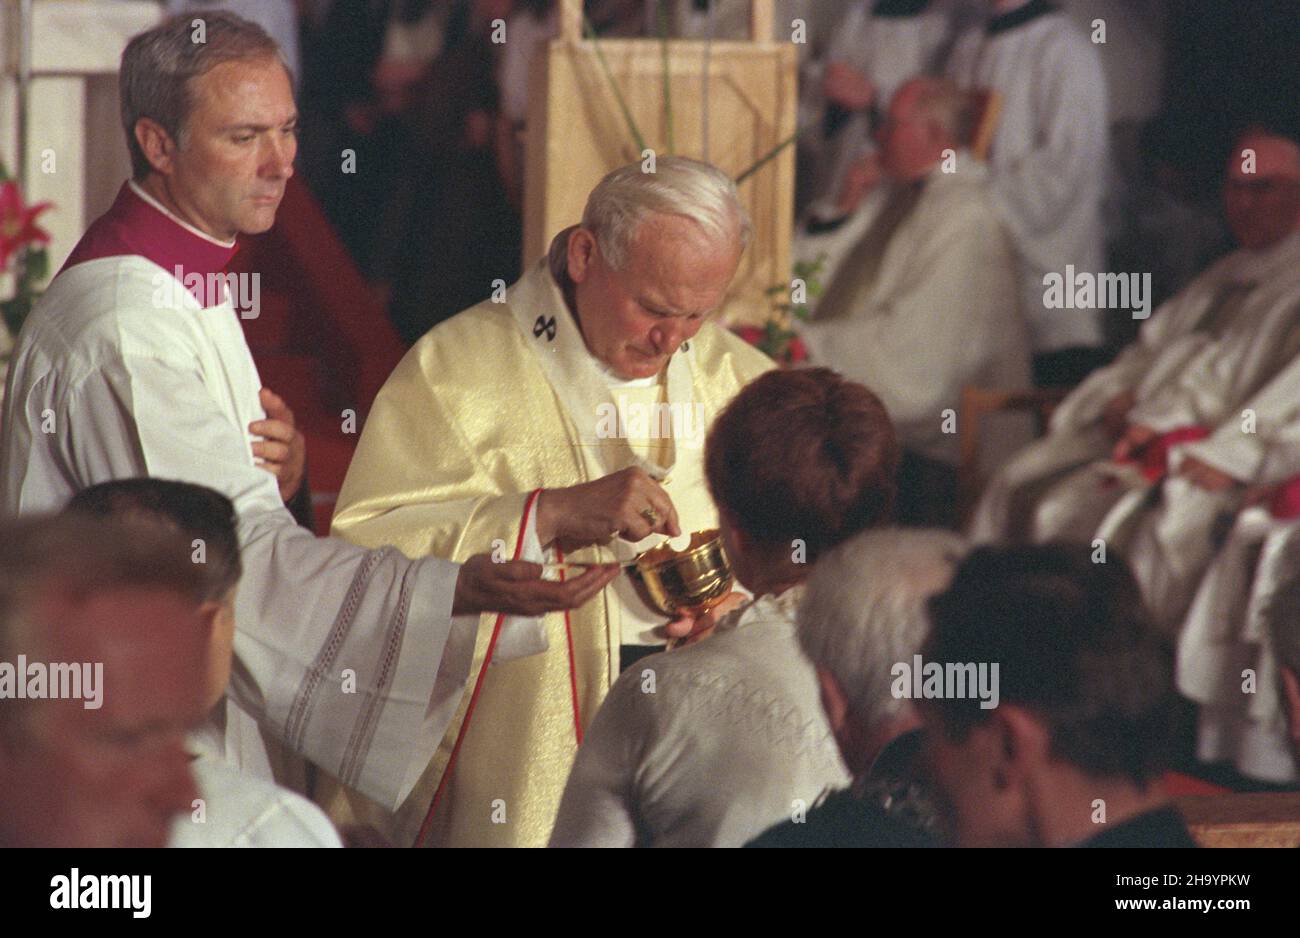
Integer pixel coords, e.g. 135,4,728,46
327,157,774,846
801,76,1032,525
795,0,959,221
945,0,1110,379
0,12,614,821
64,478,342,846
970,129,1300,563
550,368,896,847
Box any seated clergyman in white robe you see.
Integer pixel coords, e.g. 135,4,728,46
796,0,958,221
551,368,900,847
1175,453,1300,785
970,131,1300,550
945,0,1109,357
801,78,1032,485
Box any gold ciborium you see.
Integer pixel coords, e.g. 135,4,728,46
625,529,734,619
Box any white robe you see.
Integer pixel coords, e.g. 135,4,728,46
171,754,343,848
970,232,1300,545
945,7,1109,351
1177,508,1299,784
801,159,1032,469
1114,347,1300,628
0,250,484,813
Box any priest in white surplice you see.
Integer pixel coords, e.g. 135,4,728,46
946,0,1110,373
0,13,615,815
970,129,1300,555
800,77,1032,520
796,0,959,221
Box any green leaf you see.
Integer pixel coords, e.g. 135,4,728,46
24,246,49,283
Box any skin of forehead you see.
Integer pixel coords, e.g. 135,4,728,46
621,215,739,315
28,588,209,728
191,57,297,133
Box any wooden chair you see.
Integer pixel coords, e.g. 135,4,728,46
967,88,1002,161
957,385,1070,525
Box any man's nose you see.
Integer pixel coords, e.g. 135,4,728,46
650,320,687,355
149,738,201,819
261,133,296,179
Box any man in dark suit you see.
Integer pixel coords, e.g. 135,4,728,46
920,544,1198,848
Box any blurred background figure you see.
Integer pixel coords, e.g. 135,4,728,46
65,479,343,847
945,0,1110,385
921,544,1196,847
0,516,209,848
748,527,966,847
800,76,1032,527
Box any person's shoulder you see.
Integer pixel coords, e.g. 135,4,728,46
383,299,522,394
24,256,204,373
690,320,777,385
746,788,939,848
172,758,342,848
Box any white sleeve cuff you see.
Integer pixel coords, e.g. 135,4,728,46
491,492,552,663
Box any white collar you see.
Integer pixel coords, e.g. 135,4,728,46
128,179,238,249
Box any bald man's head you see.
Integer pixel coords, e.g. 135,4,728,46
1224,129,1300,250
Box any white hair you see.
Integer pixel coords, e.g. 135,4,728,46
797,528,968,734
549,156,752,273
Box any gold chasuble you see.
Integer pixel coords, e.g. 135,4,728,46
324,259,773,846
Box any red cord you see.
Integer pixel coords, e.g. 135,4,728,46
414,489,583,845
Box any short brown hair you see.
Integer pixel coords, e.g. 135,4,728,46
120,11,287,179
705,367,899,562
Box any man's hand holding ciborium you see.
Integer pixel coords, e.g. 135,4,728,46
535,466,681,551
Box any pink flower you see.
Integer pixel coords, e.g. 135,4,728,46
0,180,53,272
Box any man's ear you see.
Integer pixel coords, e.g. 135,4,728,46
566,228,598,285
195,599,223,640
992,705,1049,782
815,665,850,735
133,117,179,177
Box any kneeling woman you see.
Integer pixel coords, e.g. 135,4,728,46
549,367,899,847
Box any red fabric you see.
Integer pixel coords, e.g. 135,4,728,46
1161,771,1230,797
416,489,585,846
59,182,237,307
1268,474,1300,520
1117,425,1211,482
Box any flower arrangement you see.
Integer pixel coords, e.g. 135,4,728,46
733,254,825,365
0,160,53,342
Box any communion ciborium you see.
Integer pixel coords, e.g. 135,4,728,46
625,529,734,620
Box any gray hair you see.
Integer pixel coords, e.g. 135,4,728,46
120,11,288,180
548,156,753,273
797,528,968,734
